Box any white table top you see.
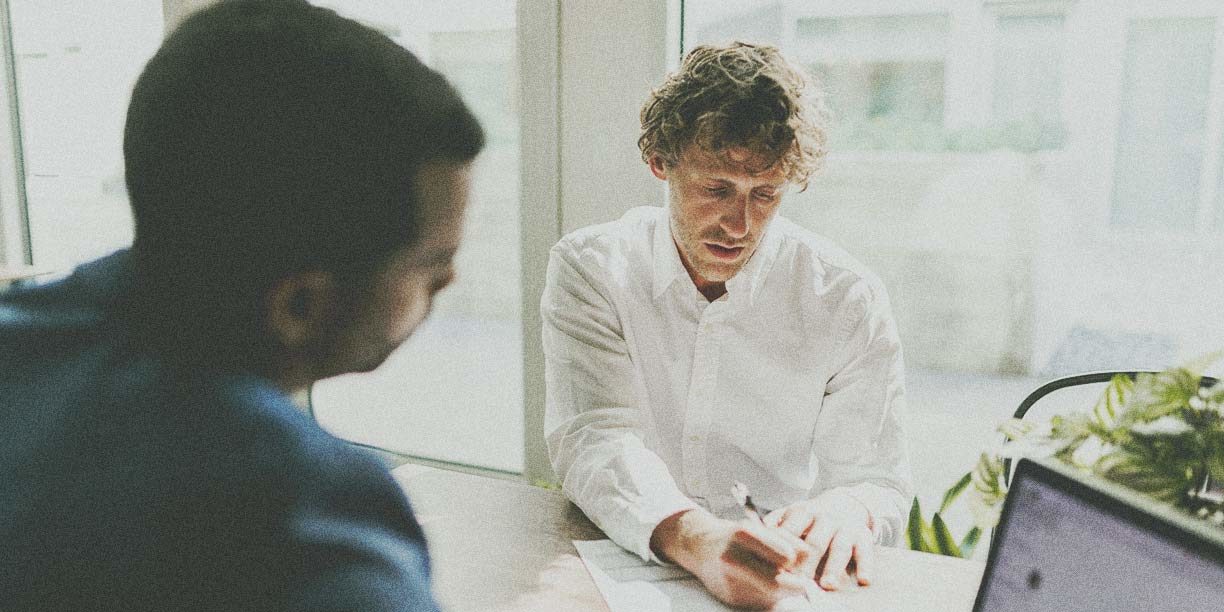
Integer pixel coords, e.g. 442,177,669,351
393,464,986,612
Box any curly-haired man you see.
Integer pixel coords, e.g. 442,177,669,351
543,42,912,608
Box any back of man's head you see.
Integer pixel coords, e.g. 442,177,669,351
122,0,483,359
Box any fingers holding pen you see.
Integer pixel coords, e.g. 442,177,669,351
730,520,811,571
721,525,813,608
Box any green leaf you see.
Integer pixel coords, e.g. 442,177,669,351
906,498,941,554
960,527,982,559
998,418,1034,442
931,512,963,558
1092,374,1133,427
1100,454,1190,504
940,472,973,514
906,498,927,552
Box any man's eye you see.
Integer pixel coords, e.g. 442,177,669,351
754,191,777,202
704,187,727,196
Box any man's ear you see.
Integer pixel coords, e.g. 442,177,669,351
265,271,337,350
647,155,669,181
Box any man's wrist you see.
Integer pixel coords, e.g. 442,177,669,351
649,508,718,569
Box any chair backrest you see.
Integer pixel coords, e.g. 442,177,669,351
1004,371,1219,485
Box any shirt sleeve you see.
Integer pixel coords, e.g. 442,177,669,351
812,276,913,546
541,242,699,563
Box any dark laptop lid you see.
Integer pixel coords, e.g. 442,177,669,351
973,457,1224,612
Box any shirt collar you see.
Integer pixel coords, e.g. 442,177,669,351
725,217,782,309
652,210,689,300
652,209,784,308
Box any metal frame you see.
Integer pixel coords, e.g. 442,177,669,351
1013,370,1220,421
518,0,563,484
0,0,31,266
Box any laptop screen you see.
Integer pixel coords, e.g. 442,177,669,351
974,460,1224,612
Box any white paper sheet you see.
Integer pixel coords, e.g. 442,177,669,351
574,539,849,612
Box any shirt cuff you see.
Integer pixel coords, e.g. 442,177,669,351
583,487,701,565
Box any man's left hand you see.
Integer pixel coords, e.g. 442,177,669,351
763,490,875,591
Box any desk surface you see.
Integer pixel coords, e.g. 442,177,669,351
394,464,986,612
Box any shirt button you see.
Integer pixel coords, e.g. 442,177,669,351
688,434,701,442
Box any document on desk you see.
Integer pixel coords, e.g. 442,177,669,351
574,539,848,612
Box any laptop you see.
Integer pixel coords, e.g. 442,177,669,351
973,457,1224,612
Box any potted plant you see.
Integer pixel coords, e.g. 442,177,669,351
908,357,1224,558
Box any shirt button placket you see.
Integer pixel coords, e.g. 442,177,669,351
683,303,721,502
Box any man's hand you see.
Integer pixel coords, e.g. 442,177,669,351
764,490,875,591
650,509,814,609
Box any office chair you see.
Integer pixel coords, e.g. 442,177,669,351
1003,370,1219,485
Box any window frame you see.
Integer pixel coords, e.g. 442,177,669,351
0,0,29,267
1087,1,1224,242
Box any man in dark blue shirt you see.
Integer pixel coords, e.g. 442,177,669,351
0,1,484,610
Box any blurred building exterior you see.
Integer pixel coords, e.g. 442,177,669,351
690,0,1224,377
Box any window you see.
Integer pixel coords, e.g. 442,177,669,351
1110,18,1215,230
992,14,1066,149
6,0,163,271
791,13,951,151
0,0,527,475
309,1,524,474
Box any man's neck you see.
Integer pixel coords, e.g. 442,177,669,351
696,282,727,302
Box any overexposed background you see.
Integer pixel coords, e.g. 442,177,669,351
4,1,1224,531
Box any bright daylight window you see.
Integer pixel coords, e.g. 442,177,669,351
684,0,1224,507
309,0,523,474
7,0,162,270
3,0,523,474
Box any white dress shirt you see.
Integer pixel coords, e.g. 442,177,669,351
542,206,911,563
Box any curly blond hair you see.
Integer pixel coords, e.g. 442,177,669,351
638,42,829,189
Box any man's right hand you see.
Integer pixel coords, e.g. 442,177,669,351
650,509,815,609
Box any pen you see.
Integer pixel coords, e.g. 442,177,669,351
732,481,767,524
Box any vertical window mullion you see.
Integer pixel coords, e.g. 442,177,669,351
0,0,31,266
1197,15,1224,233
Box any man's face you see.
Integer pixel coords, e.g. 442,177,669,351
322,160,471,376
650,146,789,292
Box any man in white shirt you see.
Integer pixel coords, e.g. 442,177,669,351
543,42,911,609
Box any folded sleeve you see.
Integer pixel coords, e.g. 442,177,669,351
812,277,913,546
541,243,698,562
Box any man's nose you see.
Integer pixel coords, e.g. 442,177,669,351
720,197,750,239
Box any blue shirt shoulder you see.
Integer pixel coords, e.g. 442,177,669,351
0,252,440,611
